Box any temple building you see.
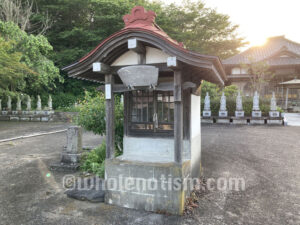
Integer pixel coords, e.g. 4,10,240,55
63,6,226,214
223,36,300,110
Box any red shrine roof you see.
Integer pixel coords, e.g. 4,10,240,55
62,6,226,85
79,6,185,63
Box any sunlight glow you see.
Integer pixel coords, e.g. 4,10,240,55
163,0,300,49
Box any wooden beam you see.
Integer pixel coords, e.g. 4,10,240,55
128,38,146,64
93,62,111,74
174,70,183,163
105,74,115,159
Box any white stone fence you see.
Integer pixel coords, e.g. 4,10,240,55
202,91,283,125
0,95,54,122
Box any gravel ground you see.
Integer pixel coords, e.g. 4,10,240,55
0,122,299,225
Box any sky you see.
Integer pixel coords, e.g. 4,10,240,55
164,0,300,49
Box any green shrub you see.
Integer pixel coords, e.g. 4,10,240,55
76,91,124,154
52,92,79,109
80,142,106,178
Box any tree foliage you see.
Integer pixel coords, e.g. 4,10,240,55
29,0,245,99
241,58,274,94
76,91,124,153
0,21,62,98
0,37,35,97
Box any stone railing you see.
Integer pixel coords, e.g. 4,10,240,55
202,91,283,125
0,95,54,122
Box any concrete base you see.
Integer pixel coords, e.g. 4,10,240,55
216,118,230,124
105,158,192,215
202,111,211,117
61,152,81,164
267,118,283,125
232,118,248,125
50,163,80,172
235,111,244,117
219,111,228,117
250,118,265,125
201,118,214,124
252,111,262,117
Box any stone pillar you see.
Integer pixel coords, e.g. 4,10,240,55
61,126,82,164
0,99,2,111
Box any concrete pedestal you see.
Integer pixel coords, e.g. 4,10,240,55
269,111,280,117
202,111,211,117
216,118,230,124
105,159,192,215
232,118,247,125
219,111,228,117
235,111,244,117
252,111,262,117
267,118,283,125
250,118,265,125
201,118,214,124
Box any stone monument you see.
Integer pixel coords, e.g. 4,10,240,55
219,92,228,117
16,96,22,111
252,91,261,117
235,91,244,117
7,96,11,111
48,95,53,110
36,95,42,111
269,92,279,117
50,126,83,171
203,92,211,117
26,96,31,111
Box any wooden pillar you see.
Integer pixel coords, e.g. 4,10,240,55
285,87,289,110
174,70,183,163
105,74,115,159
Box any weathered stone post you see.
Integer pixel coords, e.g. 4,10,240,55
203,92,211,117
61,126,83,163
0,99,2,111
50,126,83,171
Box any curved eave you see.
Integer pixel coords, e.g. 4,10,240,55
62,28,227,86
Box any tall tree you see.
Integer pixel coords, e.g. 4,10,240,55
0,21,62,97
31,0,245,96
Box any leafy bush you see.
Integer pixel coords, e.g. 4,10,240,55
76,91,124,154
80,142,106,178
52,92,79,109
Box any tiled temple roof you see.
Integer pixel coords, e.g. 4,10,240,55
223,36,300,65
